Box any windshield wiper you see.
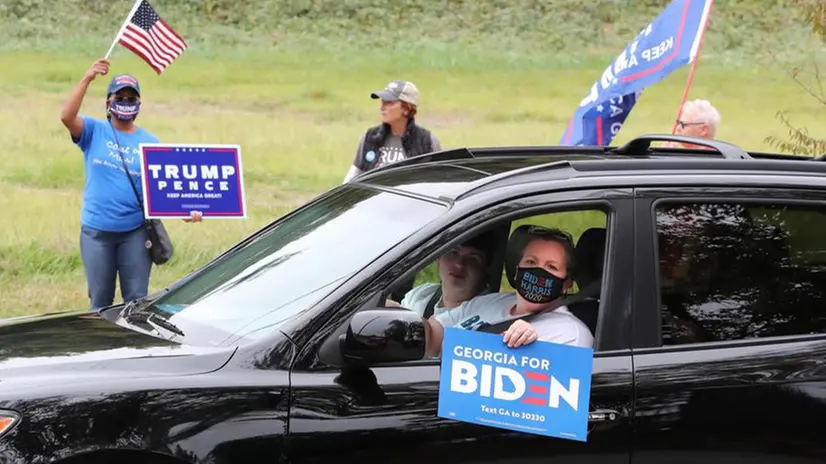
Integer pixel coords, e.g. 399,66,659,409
146,312,185,337
123,308,185,337
121,296,152,319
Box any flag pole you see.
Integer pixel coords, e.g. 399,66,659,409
671,0,715,134
104,0,143,60
670,55,702,133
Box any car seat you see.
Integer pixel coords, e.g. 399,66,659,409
567,227,605,336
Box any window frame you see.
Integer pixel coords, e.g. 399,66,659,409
633,186,826,353
293,186,637,372
133,184,450,348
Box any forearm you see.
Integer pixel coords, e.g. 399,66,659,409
424,318,444,357
61,76,92,126
342,165,362,183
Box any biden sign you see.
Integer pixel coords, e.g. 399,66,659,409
438,328,594,441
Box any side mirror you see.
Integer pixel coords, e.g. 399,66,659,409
339,308,426,366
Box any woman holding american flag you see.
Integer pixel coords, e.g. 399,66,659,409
59,58,200,312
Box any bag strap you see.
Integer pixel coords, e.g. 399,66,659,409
109,120,146,214
422,286,442,320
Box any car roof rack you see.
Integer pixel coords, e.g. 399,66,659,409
355,134,757,182
612,133,753,160
354,145,606,179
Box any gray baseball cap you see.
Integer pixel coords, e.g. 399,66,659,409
370,80,420,106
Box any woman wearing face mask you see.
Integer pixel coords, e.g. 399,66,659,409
60,58,201,311
421,226,595,357
342,80,443,183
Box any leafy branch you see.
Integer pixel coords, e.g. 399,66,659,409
764,0,826,157
765,111,826,156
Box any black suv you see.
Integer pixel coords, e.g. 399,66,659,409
1,134,825,464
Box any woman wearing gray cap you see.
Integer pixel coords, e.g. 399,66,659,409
342,80,442,183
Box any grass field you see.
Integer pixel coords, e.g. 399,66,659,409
1,0,825,317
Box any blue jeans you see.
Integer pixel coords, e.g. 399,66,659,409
79,225,152,311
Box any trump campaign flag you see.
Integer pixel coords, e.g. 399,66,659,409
560,0,714,146
104,0,188,74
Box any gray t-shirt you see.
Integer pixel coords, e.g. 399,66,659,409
342,131,443,183
375,134,406,168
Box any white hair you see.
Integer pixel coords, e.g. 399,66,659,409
682,99,721,137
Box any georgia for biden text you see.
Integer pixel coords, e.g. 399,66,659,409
449,344,581,411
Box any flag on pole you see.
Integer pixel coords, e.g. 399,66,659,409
105,0,188,74
560,0,714,147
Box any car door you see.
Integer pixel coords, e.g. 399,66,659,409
630,185,826,464
285,188,636,464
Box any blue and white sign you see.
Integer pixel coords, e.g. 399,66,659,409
138,143,247,219
560,0,714,146
438,328,594,442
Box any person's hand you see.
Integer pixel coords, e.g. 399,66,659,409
182,211,203,223
502,319,538,348
83,59,110,82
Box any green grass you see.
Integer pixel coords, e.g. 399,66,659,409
1,0,825,317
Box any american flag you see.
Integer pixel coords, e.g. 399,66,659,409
118,0,188,74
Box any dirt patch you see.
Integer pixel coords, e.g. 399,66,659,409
145,101,473,128
146,100,275,117
145,100,339,123
418,113,473,128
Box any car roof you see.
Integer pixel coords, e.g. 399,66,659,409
352,134,826,202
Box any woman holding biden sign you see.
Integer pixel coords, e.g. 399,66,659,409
60,58,202,311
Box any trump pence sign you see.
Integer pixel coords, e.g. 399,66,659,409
438,328,594,442
138,143,247,219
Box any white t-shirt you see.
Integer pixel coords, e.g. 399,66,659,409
432,292,594,348
400,282,491,318
401,282,446,317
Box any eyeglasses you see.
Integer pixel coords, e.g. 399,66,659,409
675,120,705,129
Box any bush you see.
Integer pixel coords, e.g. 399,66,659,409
765,0,826,156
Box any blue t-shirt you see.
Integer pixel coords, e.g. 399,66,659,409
73,116,159,232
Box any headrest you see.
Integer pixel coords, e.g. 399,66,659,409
574,227,606,286
504,225,576,288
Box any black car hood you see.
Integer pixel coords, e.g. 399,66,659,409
0,310,236,392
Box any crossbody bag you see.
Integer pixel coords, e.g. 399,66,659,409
110,121,174,265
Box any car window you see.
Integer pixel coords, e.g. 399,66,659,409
134,186,448,347
384,206,609,352
656,201,826,345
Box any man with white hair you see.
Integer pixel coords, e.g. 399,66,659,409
666,99,721,148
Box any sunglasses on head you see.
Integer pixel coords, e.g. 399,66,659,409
525,226,574,245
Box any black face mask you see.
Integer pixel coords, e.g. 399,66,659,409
515,266,565,304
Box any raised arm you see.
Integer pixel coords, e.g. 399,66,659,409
61,59,109,141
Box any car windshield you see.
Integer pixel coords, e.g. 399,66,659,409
125,186,447,347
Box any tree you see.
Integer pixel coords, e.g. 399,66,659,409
764,0,826,156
